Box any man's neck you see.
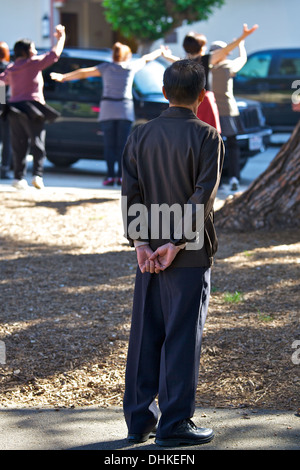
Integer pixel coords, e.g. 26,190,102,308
169,102,198,115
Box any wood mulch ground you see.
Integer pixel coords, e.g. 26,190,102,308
0,187,299,412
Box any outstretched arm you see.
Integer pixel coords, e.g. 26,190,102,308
161,47,181,63
141,47,164,63
50,66,100,82
210,23,258,65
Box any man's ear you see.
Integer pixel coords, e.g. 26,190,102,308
162,86,168,100
198,88,206,104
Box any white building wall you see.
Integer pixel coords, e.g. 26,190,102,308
0,0,52,49
1,0,299,54
162,0,300,57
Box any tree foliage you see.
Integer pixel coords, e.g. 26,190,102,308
102,0,224,44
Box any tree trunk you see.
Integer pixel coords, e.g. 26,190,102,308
216,120,300,231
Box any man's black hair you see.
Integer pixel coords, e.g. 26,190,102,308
13,39,32,59
163,59,206,105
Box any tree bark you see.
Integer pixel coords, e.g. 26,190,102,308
216,120,300,231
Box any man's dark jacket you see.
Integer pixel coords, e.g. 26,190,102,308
122,106,224,268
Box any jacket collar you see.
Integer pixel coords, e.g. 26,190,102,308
160,106,197,119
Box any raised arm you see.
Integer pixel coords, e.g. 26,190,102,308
230,40,247,74
50,66,100,83
210,23,258,65
52,24,66,57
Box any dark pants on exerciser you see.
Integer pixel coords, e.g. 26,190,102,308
226,135,240,179
123,265,211,438
0,117,12,174
100,119,132,178
8,111,46,180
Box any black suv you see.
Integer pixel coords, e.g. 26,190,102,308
233,48,300,131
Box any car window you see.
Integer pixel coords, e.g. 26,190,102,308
43,57,103,102
237,53,272,78
278,56,300,76
62,75,102,102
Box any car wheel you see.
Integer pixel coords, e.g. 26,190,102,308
47,156,79,167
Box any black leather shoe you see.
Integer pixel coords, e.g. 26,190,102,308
155,419,214,447
127,426,157,444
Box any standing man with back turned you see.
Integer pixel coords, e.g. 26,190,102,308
122,59,224,447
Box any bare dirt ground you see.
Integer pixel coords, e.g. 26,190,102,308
0,187,299,411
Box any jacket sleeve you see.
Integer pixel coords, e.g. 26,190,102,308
121,129,149,246
171,129,224,246
31,50,59,71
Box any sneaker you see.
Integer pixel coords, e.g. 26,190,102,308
102,177,115,186
32,175,44,189
12,179,29,190
115,177,122,186
229,177,239,192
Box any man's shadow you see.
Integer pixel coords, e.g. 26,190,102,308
68,438,160,450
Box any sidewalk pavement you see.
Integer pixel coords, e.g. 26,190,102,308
0,147,275,209
0,406,299,450
0,144,279,193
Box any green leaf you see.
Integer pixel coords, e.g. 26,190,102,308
102,0,225,45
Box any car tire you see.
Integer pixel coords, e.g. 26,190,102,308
46,155,79,167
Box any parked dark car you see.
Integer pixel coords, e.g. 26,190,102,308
233,48,300,131
1,48,271,172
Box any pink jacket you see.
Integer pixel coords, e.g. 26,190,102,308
0,50,58,104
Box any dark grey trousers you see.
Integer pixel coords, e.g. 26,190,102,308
0,117,12,173
8,111,46,180
123,265,211,438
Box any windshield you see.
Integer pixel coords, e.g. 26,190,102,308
237,53,272,78
134,58,168,95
